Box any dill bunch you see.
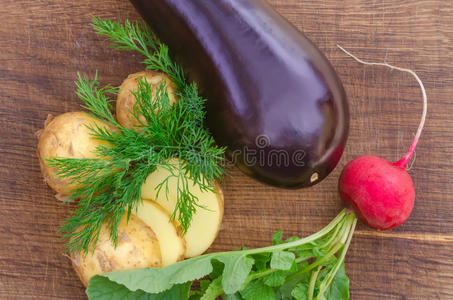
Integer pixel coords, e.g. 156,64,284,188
47,18,226,254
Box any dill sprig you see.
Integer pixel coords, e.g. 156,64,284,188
47,18,226,254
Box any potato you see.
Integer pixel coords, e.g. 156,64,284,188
71,214,162,287
37,112,111,196
116,71,177,130
134,200,186,266
141,159,224,258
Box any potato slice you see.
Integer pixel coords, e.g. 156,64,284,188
134,199,186,266
141,160,224,258
37,112,111,196
71,214,161,287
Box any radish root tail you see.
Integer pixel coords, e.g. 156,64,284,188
337,45,428,169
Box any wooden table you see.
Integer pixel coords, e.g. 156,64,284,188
1,0,452,299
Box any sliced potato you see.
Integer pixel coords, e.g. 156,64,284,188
37,112,111,196
71,214,162,287
116,71,177,130
141,159,224,258
134,199,186,266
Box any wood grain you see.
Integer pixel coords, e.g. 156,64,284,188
0,0,452,299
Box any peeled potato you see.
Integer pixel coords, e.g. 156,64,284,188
134,200,186,266
71,214,162,287
141,159,224,258
37,112,111,196
116,71,177,130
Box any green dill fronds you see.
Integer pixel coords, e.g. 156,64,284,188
48,18,226,254
76,72,119,125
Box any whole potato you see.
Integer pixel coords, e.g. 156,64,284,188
37,112,111,196
116,71,177,130
71,214,162,287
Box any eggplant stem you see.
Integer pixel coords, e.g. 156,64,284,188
337,45,428,169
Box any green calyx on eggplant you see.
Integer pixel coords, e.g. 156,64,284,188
130,0,349,188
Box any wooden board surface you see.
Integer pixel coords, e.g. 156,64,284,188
1,0,452,299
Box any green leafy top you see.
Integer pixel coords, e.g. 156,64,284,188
87,210,357,300
47,18,225,254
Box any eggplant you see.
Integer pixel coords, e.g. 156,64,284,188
130,0,349,188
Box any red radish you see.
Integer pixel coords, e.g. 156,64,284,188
337,46,428,230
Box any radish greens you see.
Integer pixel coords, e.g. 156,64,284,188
87,210,356,300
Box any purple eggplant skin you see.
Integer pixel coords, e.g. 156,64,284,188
130,0,349,188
